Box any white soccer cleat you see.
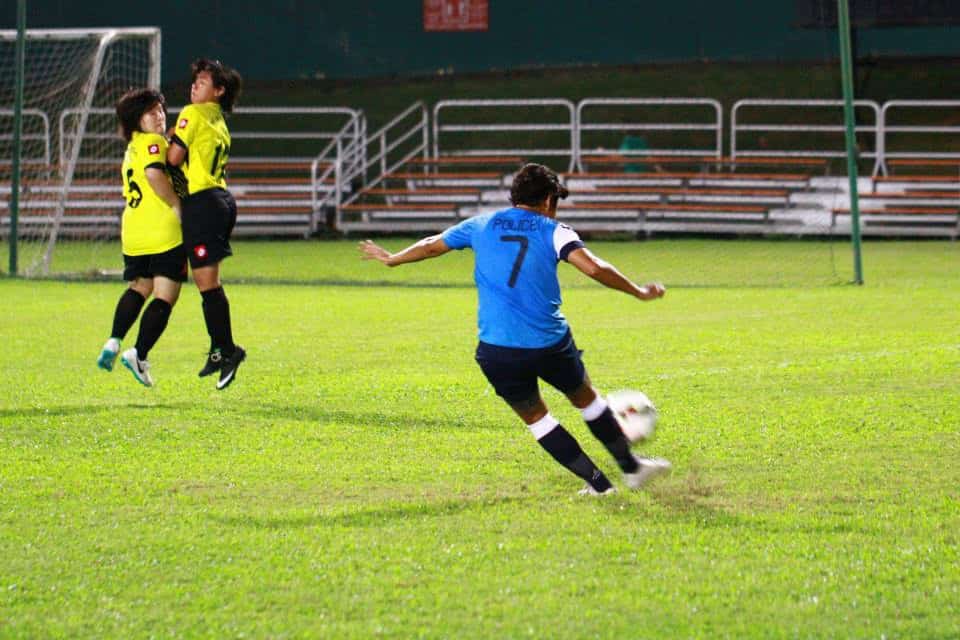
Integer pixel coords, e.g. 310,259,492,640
623,456,672,490
120,347,154,388
578,484,617,496
97,338,121,371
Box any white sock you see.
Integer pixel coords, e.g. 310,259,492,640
580,395,608,422
528,413,559,439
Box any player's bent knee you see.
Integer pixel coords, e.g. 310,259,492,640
566,382,598,409
507,395,548,424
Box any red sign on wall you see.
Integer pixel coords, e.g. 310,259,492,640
424,0,489,32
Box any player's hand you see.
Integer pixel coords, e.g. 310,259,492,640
359,239,392,265
637,283,665,300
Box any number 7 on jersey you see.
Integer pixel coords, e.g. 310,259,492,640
500,235,529,288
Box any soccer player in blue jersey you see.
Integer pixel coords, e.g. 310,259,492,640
360,163,670,495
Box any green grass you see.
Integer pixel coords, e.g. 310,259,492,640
4,237,859,287
1,239,959,638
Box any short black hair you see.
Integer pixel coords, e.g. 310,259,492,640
191,58,242,113
510,163,569,207
115,88,166,141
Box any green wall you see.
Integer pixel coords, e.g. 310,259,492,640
5,1,960,82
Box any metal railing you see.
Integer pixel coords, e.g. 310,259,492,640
309,110,368,233
433,99,577,171
731,99,883,174
333,102,430,228
58,105,365,167
878,100,960,176
576,98,722,171
0,108,50,165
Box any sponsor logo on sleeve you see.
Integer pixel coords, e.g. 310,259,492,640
178,118,189,129
148,144,160,155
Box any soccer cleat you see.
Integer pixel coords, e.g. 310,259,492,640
578,484,617,496
120,348,154,387
198,349,223,377
216,346,246,390
97,338,121,371
623,456,672,490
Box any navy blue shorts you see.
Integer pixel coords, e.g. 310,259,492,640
474,330,587,403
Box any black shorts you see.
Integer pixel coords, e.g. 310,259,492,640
181,187,237,269
123,245,188,282
474,330,587,403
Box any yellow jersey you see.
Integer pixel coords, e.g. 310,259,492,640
120,132,182,256
171,102,231,194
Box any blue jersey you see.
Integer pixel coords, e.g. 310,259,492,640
442,207,585,348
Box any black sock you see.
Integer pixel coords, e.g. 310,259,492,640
110,289,146,341
134,299,172,360
587,407,640,473
537,424,613,492
200,286,236,355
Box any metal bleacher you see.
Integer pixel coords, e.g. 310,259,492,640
0,106,366,239
2,98,958,239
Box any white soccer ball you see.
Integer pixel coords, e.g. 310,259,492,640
607,389,658,443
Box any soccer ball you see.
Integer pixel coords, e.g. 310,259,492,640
607,389,658,443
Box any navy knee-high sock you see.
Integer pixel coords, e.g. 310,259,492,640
537,424,613,492
586,407,640,473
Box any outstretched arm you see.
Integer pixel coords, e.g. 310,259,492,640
566,247,665,300
359,235,451,267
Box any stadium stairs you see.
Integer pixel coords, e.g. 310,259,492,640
340,155,815,236
338,155,959,239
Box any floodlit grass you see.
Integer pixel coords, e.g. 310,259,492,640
1,239,958,638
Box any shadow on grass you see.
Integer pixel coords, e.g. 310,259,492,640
0,402,193,419
209,494,527,529
244,403,510,433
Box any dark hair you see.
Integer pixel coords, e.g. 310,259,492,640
191,58,242,113
115,88,166,141
509,163,569,208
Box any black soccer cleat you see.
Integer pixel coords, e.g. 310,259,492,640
216,346,246,390
198,349,223,377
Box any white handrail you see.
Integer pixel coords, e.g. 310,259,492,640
879,100,960,176
0,108,50,164
433,99,577,171
58,105,363,166
731,99,882,174
335,102,429,228
576,98,722,171
310,112,365,233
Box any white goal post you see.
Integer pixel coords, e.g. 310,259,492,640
1,27,160,275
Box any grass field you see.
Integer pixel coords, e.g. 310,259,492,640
1,239,958,638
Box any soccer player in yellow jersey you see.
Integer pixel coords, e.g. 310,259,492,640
97,89,186,388
167,58,246,390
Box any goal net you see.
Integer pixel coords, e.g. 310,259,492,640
1,27,160,277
